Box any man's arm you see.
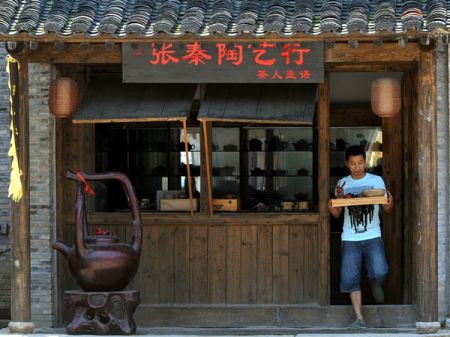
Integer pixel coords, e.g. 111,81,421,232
383,190,394,213
328,200,343,218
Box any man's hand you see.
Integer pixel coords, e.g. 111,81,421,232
328,200,342,219
383,190,394,213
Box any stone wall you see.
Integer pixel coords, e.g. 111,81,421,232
28,63,56,327
0,44,11,320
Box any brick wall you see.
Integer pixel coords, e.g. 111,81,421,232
0,44,11,320
28,63,56,327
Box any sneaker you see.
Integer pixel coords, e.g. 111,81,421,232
370,279,385,303
347,319,367,329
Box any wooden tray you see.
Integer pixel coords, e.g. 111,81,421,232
331,196,388,207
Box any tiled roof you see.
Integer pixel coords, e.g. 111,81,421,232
0,0,449,39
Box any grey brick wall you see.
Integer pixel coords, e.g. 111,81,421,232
0,44,11,319
437,44,449,320
28,63,56,327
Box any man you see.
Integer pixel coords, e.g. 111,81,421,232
328,145,393,329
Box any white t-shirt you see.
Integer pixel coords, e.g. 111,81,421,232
336,173,386,241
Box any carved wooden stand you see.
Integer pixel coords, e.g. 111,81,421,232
64,290,139,335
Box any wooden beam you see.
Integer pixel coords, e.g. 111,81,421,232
10,62,31,322
318,73,330,305
325,42,419,64
21,41,420,66
415,50,437,321
23,43,122,64
65,213,321,226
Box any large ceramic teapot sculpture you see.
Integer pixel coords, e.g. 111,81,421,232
52,171,142,292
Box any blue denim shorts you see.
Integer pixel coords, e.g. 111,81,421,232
340,237,389,293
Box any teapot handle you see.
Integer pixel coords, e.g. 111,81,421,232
66,170,143,256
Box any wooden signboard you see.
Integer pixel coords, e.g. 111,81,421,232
330,196,388,207
123,42,323,83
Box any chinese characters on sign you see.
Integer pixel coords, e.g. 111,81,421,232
123,42,323,83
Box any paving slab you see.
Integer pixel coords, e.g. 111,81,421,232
1,327,450,337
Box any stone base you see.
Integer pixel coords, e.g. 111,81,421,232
64,290,140,335
8,321,35,333
415,321,441,334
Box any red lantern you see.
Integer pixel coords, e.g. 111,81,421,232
371,77,401,118
49,77,78,118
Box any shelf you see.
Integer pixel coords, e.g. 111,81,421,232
245,175,313,178
246,150,313,153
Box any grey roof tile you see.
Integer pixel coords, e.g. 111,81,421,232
1,0,450,38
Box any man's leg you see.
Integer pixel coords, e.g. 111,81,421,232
350,290,363,320
364,238,389,303
340,241,365,325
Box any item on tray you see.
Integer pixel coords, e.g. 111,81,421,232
361,188,385,197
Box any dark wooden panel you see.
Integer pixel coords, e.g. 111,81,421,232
198,84,316,124
304,226,319,304
208,225,226,303
226,225,241,303
415,50,437,321
288,225,304,303
73,82,196,123
330,105,381,127
240,226,258,303
318,73,330,305
382,98,404,304
174,226,190,303
256,226,273,303
135,304,415,328
158,225,175,303
402,72,413,304
139,225,159,303
272,225,289,303
189,225,208,303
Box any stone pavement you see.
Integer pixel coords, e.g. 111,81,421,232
2,327,450,337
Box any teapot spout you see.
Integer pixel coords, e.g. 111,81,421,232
52,241,70,258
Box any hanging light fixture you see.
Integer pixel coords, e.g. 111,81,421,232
48,77,79,118
371,77,401,118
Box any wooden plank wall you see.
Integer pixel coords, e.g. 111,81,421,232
64,223,320,305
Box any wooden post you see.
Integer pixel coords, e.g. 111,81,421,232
318,72,330,305
182,120,194,215
415,50,437,321
201,121,213,215
10,61,31,322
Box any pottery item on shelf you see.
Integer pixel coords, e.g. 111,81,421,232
281,201,295,211
250,167,266,176
223,192,237,199
295,192,308,201
223,144,238,151
271,169,286,176
296,201,310,211
150,165,168,176
52,171,142,292
176,142,195,151
179,163,200,176
212,143,219,151
266,136,289,151
297,168,309,176
292,139,311,151
335,138,347,151
249,138,263,151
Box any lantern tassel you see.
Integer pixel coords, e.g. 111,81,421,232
6,55,23,202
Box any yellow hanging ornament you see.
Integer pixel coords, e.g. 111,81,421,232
6,55,22,202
